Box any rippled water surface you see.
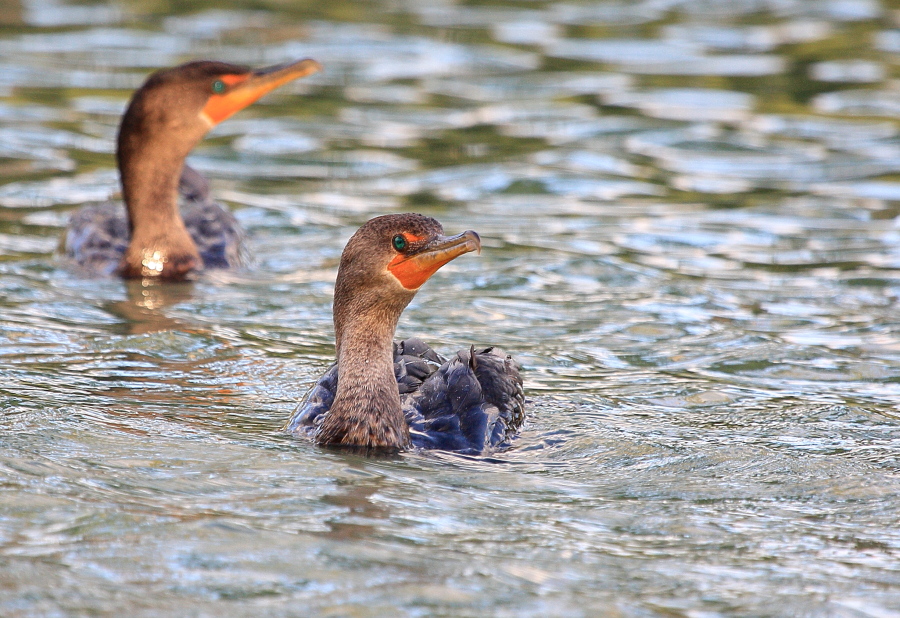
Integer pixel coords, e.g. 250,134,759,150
4,0,900,615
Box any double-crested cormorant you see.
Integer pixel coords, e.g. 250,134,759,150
286,213,525,453
65,58,320,279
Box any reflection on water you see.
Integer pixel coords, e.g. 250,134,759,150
101,280,197,334
3,0,900,614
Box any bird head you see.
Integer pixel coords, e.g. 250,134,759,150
333,213,482,344
118,58,321,153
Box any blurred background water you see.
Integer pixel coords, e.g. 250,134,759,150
2,0,900,615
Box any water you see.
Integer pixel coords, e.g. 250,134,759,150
2,0,900,614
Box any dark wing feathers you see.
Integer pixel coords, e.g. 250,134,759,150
289,337,525,453
394,337,443,394
406,346,523,452
177,164,210,202
65,202,130,276
285,363,338,435
181,199,245,269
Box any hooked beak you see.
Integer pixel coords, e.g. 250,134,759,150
200,58,321,126
388,230,481,290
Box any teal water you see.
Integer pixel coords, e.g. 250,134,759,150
3,0,900,615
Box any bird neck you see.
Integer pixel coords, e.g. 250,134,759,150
317,303,411,450
116,127,202,279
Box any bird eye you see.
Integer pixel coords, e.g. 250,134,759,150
212,80,226,94
392,235,407,251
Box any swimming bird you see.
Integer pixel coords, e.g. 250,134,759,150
65,58,321,279
286,213,525,453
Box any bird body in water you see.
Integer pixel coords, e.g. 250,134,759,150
286,213,525,454
65,58,321,280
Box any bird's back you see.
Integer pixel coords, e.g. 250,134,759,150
288,337,525,454
64,167,245,276
65,201,131,276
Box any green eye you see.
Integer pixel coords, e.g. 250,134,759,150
212,80,226,94
392,235,407,251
